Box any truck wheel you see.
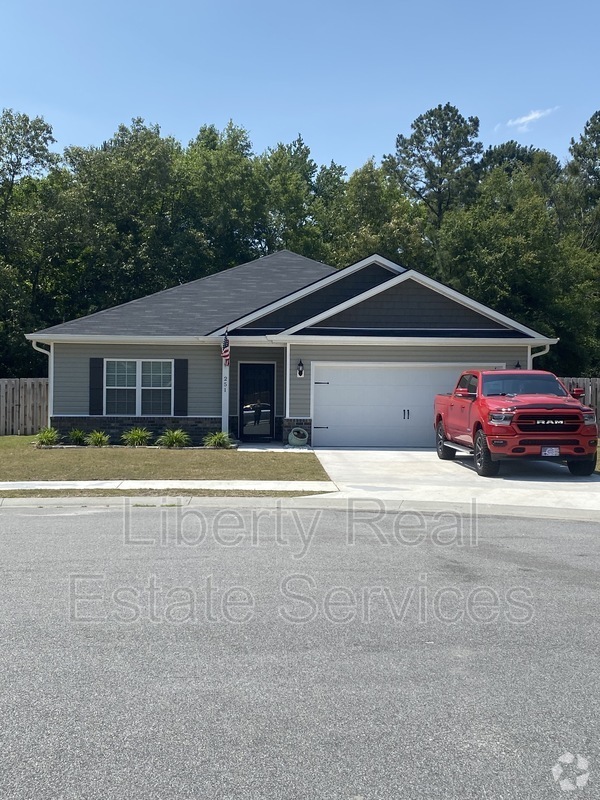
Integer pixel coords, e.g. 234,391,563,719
474,430,499,477
567,455,597,476
436,422,456,460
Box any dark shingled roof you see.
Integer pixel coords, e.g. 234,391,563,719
31,251,336,337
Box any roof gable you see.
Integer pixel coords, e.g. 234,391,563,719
235,262,396,333
280,271,545,339
312,278,508,330
211,254,404,335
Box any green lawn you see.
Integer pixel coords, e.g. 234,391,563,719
0,436,330,482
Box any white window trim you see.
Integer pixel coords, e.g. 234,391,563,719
103,359,175,416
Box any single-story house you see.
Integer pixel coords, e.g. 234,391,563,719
27,250,557,447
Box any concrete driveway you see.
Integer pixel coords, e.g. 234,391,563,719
313,448,600,519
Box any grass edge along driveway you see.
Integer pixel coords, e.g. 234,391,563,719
0,437,330,483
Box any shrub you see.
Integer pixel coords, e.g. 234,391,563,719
85,430,111,447
156,428,191,448
67,428,87,446
121,426,152,447
35,427,62,447
203,431,234,449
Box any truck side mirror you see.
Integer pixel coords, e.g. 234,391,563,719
571,387,585,399
454,388,472,398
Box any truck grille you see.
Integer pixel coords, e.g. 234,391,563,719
515,413,581,433
519,439,579,446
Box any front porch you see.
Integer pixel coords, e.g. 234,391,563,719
224,344,312,445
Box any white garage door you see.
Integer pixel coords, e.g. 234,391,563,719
311,364,494,448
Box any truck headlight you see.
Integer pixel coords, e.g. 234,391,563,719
583,411,597,426
489,412,514,426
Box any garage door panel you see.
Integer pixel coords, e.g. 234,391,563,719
313,423,410,448
328,367,402,388
312,364,491,447
315,405,406,429
315,386,400,410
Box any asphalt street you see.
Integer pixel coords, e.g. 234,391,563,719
0,502,598,799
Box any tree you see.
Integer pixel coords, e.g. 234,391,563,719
63,119,185,311
569,111,600,199
0,110,59,375
0,109,57,256
439,166,598,374
325,160,430,270
384,103,483,229
480,141,561,197
181,122,263,270
256,135,324,258
562,110,600,251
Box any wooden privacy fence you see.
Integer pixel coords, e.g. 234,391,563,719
0,378,48,436
560,377,600,414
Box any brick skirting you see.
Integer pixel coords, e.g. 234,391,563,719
51,417,223,446
52,416,297,445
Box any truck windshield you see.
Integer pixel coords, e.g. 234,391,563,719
482,373,568,397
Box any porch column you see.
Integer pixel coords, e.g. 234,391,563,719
221,358,230,433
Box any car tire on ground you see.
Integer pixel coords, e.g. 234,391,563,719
567,455,597,476
474,429,500,477
436,422,456,460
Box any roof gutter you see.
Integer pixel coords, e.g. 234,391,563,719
25,333,559,348
24,334,222,345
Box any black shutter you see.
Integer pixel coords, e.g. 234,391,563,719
173,359,188,416
89,358,104,415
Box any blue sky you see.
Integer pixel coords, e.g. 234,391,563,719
3,0,599,174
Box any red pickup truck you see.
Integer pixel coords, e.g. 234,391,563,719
434,370,598,476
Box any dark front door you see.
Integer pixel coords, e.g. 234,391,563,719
239,363,275,441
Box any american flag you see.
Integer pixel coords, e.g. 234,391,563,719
221,330,230,366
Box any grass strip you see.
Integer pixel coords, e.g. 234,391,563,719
0,436,329,482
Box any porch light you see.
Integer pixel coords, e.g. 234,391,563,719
296,359,304,378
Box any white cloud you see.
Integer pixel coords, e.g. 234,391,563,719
506,107,559,133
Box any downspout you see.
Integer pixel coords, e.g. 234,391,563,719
31,341,53,427
530,345,550,368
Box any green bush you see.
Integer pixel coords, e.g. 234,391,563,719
85,430,111,447
121,426,152,447
156,428,191,448
203,431,234,448
35,427,62,447
67,428,87,446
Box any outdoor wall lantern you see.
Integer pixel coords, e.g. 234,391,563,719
296,359,304,378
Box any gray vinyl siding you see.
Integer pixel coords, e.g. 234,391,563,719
228,347,286,416
239,264,395,330
53,343,222,415
314,279,509,330
288,344,530,417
